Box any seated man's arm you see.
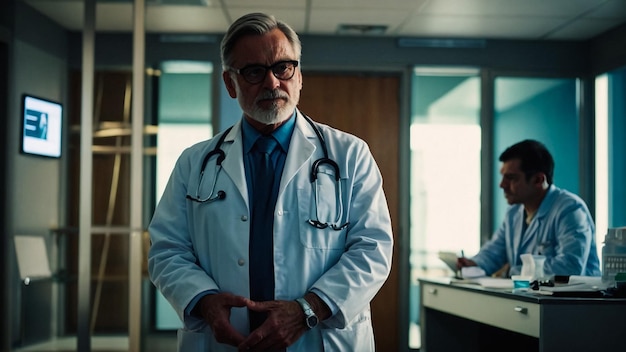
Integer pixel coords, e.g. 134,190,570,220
545,203,595,276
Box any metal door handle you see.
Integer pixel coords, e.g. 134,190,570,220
514,306,528,314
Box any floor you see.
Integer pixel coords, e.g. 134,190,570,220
13,333,177,352
13,327,421,351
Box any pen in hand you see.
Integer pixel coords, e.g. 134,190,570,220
456,250,465,278
457,250,478,271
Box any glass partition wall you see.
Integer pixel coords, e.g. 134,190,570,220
154,60,214,331
408,70,583,350
408,67,482,349
493,77,580,230
595,65,626,265
61,65,213,349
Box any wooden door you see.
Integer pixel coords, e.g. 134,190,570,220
298,73,400,351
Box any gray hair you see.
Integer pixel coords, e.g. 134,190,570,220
220,12,302,71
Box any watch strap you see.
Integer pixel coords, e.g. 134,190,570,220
295,297,318,329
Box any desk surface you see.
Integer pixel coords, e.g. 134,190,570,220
419,277,626,352
420,276,626,303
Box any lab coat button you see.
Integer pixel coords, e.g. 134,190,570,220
241,215,248,221
277,210,283,216
238,259,245,266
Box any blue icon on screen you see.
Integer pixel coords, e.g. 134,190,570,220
24,109,48,140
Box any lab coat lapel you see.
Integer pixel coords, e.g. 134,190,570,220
518,187,556,253
528,185,556,246
511,206,526,260
520,218,539,252
217,114,317,208
219,122,250,208
279,112,316,196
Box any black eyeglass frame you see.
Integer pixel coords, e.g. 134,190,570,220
229,60,299,84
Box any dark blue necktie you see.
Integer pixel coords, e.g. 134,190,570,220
249,135,278,331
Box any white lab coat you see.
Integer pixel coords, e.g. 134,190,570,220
148,111,394,351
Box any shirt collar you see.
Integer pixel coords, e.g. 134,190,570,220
242,111,296,154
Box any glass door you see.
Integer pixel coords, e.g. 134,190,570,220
408,67,481,349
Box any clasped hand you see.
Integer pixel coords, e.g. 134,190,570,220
198,292,308,351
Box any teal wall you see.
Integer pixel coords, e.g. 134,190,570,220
493,78,578,228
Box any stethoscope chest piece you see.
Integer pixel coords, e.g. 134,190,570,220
186,115,349,230
186,126,232,203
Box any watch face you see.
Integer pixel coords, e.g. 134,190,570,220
306,315,319,328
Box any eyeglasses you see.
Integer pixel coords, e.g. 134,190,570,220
230,60,299,84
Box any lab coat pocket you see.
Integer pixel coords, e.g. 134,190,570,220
537,241,556,257
297,172,348,250
320,311,374,352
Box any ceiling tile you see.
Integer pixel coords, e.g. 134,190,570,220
20,0,626,39
546,18,625,40
24,1,84,30
223,0,306,6
97,4,133,31
587,0,626,19
399,15,569,39
311,0,425,10
419,0,607,17
224,8,308,33
309,9,413,35
147,6,229,33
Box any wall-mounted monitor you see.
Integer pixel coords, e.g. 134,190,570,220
21,94,63,159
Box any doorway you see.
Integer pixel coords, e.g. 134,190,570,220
298,72,401,351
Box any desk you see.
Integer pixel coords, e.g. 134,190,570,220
419,278,626,352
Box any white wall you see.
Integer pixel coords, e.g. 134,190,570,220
8,34,68,347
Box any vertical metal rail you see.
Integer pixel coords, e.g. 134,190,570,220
90,78,132,332
129,0,146,350
78,0,96,350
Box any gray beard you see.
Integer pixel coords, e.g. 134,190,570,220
239,95,297,125
233,81,299,125
249,103,288,125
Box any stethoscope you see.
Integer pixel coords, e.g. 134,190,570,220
186,114,349,231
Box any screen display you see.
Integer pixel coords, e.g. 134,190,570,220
21,94,63,158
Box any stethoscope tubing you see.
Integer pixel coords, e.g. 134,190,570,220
187,113,349,230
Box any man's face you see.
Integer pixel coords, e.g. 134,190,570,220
499,158,540,205
223,28,302,126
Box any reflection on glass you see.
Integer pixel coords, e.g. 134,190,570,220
493,77,579,230
409,68,481,349
155,61,213,330
595,74,608,265
595,66,626,264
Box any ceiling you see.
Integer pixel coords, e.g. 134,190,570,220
22,0,626,41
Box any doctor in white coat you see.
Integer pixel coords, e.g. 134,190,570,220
148,12,394,352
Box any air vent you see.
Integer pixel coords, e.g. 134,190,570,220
397,38,486,48
336,24,388,35
100,0,210,5
160,34,217,43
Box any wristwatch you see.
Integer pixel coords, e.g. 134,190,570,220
295,297,319,329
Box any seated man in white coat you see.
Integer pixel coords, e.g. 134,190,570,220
148,12,394,352
457,139,600,278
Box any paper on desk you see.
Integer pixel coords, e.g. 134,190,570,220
451,276,514,289
474,277,514,289
461,266,486,278
438,251,459,273
452,267,512,289
539,275,609,292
